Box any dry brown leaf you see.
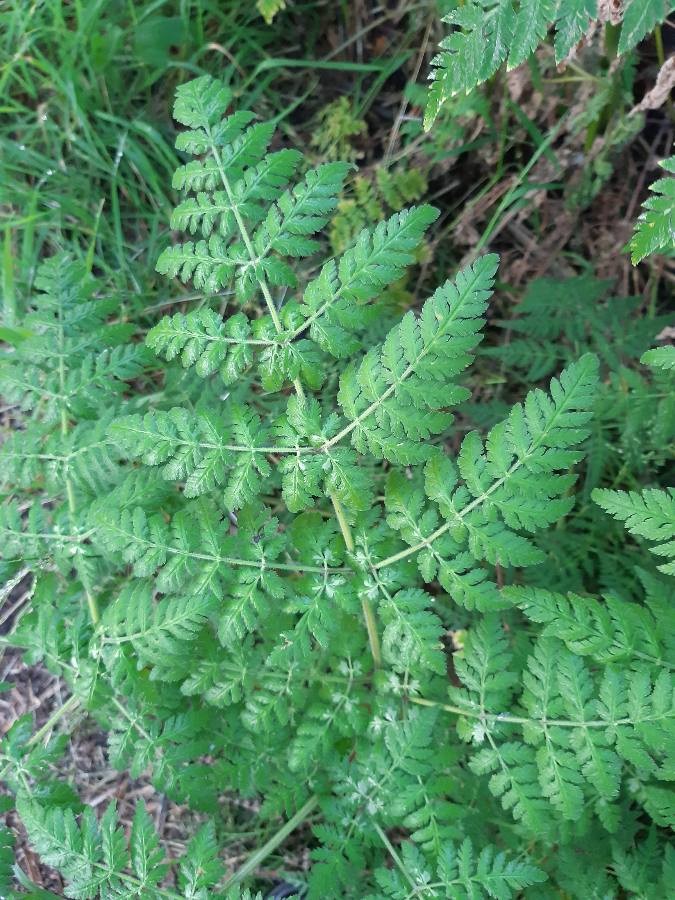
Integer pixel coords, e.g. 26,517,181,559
631,56,675,114
598,0,624,25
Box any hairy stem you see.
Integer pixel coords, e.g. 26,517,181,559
361,593,382,669
331,492,354,552
332,493,382,666
373,821,417,891
410,696,674,729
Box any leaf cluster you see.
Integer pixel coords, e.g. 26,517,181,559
1,75,673,900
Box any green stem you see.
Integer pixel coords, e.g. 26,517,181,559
210,132,310,408
0,695,81,784
410,696,673,728
83,589,100,627
373,822,416,890
98,522,348,574
331,493,354,552
208,127,307,410
604,22,620,61
27,694,80,746
222,795,319,889
332,494,382,667
208,132,286,335
361,594,382,669
654,24,665,66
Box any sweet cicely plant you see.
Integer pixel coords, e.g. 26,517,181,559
1,75,673,899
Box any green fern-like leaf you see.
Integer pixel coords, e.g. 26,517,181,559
372,837,546,898
157,160,348,296
382,354,599,609
593,487,675,575
505,585,669,669
178,822,225,898
99,581,215,678
0,255,146,422
425,1,675,127
0,826,14,898
111,405,272,509
641,345,675,370
338,254,497,464
155,75,441,393
17,798,168,899
554,0,597,61
618,0,674,54
146,308,256,382
452,624,675,831
294,205,438,360
380,588,446,676
9,74,673,900
630,156,675,264
437,838,546,897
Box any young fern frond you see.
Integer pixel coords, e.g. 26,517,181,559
154,75,438,392
156,75,348,333
379,588,446,676
0,255,146,421
291,204,438,360
158,159,349,296
0,419,119,496
98,581,215,679
111,404,273,507
146,308,260,382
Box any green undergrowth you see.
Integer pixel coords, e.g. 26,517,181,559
0,3,674,898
